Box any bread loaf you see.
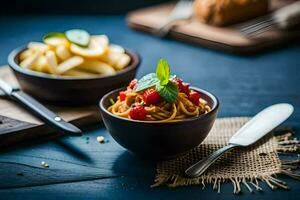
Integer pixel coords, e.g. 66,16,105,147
193,0,269,26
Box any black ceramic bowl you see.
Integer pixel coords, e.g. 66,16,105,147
8,46,140,106
99,87,219,160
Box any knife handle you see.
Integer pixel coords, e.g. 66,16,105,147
185,144,238,178
11,90,82,136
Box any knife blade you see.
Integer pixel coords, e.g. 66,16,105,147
229,103,294,146
0,79,82,136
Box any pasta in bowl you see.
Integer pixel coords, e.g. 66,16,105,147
108,78,211,122
8,29,140,106
99,59,219,159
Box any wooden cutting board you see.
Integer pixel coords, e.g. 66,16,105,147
127,0,300,54
0,66,101,148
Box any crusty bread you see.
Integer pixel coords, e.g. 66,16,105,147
193,0,269,26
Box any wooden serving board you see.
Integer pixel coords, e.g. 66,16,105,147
127,0,300,54
0,66,101,148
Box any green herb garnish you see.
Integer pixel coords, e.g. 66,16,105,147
134,73,160,92
109,98,115,105
135,58,179,103
156,81,178,103
156,59,170,86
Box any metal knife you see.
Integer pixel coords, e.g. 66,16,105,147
0,79,82,136
185,103,294,178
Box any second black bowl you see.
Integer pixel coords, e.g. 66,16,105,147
100,87,219,160
8,46,140,106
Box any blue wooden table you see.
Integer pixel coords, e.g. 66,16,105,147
0,15,299,200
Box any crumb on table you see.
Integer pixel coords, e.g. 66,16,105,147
97,136,105,143
41,161,49,168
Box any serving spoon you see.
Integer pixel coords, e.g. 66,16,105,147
185,103,294,178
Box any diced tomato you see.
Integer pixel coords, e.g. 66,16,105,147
143,88,161,105
128,79,138,90
188,90,201,105
129,105,146,120
173,78,190,94
119,91,126,101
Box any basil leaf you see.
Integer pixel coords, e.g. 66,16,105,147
156,59,170,86
156,81,179,103
134,73,160,92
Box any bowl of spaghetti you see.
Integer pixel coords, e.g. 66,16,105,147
99,59,219,159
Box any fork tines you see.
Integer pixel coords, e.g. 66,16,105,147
236,14,277,37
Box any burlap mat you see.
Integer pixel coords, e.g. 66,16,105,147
153,117,300,193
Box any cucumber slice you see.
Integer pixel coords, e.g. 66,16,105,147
43,32,65,42
65,29,90,47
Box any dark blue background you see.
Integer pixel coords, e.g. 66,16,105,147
0,13,299,200
0,0,169,14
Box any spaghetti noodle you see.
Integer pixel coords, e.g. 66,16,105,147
107,59,211,122
108,88,211,122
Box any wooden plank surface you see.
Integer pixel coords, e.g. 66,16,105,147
0,133,120,189
127,0,300,54
0,66,101,147
0,158,117,189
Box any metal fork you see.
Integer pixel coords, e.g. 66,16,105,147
237,1,300,37
155,0,194,37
